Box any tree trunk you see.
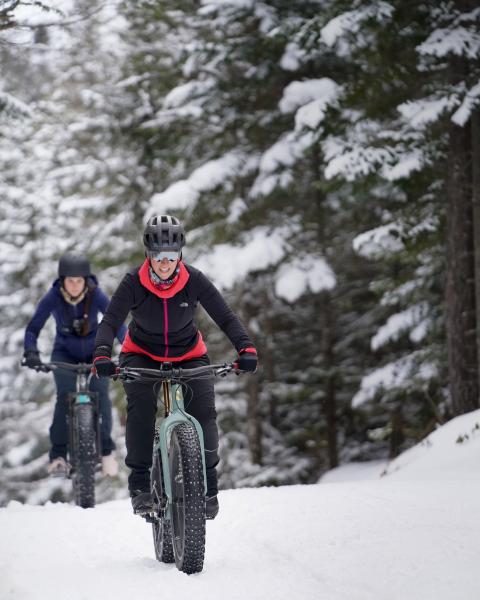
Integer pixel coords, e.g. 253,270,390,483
471,108,480,395
389,406,404,459
323,296,338,469
312,141,338,469
246,375,262,465
445,56,478,414
262,295,278,428
238,285,263,465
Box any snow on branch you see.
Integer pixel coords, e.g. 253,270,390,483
381,150,425,181
371,303,430,351
323,124,425,182
321,2,394,50
249,132,314,198
0,90,33,118
275,255,336,302
398,96,457,129
199,0,278,34
163,78,216,109
324,143,393,181
279,78,341,130
353,223,404,259
149,151,247,215
194,225,288,289
352,352,437,409
280,42,307,72
417,26,480,59
451,81,480,126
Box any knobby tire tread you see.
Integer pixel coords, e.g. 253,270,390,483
170,422,206,575
151,448,174,563
72,404,96,508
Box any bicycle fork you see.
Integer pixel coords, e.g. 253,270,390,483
155,381,207,520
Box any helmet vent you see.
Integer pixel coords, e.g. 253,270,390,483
143,215,186,252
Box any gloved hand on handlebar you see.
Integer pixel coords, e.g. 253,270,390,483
234,348,258,373
93,356,117,378
23,349,43,370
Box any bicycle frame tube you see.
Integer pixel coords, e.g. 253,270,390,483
76,371,90,395
155,380,207,519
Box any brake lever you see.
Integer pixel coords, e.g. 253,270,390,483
118,370,142,382
215,364,241,378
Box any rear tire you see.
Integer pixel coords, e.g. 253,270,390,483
169,422,206,575
151,447,174,563
71,403,96,509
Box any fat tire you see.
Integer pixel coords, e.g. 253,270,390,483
169,422,206,575
151,447,174,563
72,404,96,509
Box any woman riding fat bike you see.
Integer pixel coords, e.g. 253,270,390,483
93,215,257,520
23,253,127,477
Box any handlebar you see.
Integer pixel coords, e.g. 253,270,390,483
22,360,244,381
21,360,93,374
113,363,239,383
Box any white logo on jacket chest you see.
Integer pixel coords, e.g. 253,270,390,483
180,302,189,307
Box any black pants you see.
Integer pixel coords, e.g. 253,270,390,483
119,352,219,497
50,351,115,461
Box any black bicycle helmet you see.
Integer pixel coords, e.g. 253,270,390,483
58,253,91,278
143,215,186,253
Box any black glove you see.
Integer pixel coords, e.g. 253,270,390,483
23,350,43,370
234,349,258,373
93,356,117,378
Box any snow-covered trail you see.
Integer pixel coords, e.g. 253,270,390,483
1,479,479,600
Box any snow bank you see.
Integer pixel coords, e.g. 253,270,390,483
384,409,480,481
2,411,480,598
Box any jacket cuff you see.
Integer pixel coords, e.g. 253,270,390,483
93,345,112,360
93,355,111,363
24,348,39,356
239,347,257,355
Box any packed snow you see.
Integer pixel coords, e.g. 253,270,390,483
1,410,480,599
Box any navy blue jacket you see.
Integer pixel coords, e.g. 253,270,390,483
24,276,127,362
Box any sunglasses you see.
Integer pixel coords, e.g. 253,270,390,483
147,250,180,262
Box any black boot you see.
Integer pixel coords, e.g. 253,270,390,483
130,489,154,515
206,495,219,520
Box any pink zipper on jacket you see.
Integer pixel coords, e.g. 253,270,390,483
163,298,169,356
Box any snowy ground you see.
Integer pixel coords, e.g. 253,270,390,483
1,410,480,600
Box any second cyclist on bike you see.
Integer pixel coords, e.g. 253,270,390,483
93,215,257,519
23,253,127,477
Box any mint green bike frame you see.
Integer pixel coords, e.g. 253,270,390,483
155,380,207,519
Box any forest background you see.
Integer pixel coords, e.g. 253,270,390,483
0,0,479,505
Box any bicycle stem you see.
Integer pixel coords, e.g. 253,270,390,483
162,381,171,415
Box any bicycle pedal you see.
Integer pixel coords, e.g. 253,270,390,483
143,513,157,524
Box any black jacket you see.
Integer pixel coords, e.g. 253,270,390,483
94,261,254,360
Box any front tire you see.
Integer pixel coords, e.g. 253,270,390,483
169,422,206,574
71,403,97,509
151,446,174,563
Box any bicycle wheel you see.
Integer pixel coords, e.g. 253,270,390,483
169,422,206,574
71,403,97,508
151,446,174,563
